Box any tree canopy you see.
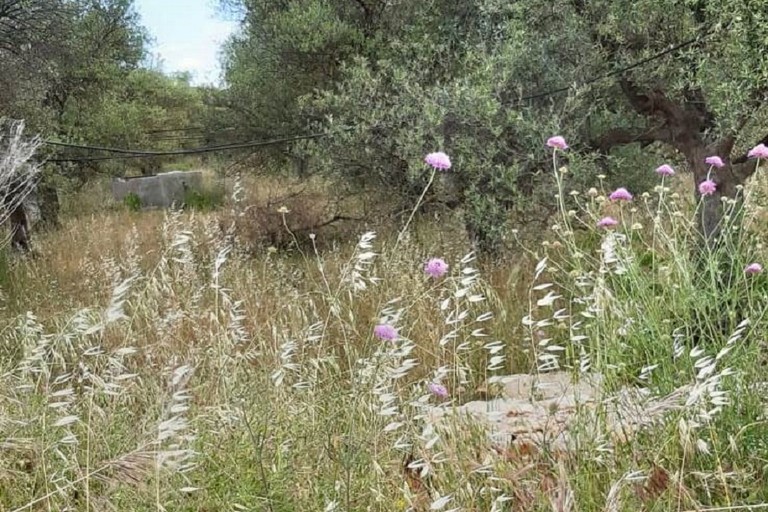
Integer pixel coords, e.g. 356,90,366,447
0,0,210,180
220,0,768,251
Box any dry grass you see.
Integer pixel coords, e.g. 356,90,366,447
2,165,768,511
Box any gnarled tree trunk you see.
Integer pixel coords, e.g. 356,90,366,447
9,204,30,252
680,140,753,251
592,79,764,250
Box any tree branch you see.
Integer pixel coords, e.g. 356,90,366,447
682,85,716,133
733,132,768,165
589,124,672,152
731,159,760,183
619,79,689,125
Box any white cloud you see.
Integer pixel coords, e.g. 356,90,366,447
137,1,237,85
157,22,235,84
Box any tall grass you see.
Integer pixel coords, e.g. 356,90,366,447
2,147,768,511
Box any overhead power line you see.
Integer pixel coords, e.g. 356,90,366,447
513,27,715,104
45,132,332,162
43,28,718,163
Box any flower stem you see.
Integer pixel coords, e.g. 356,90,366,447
395,167,436,251
552,150,571,232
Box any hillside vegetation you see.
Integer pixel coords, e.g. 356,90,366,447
3,0,768,511
3,146,768,510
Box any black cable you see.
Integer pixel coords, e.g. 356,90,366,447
43,28,718,163
513,27,715,104
44,132,332,162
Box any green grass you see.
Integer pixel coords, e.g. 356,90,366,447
2,158,768,511
123,191,142,211
183,185,224,211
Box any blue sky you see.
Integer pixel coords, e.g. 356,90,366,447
134,0,238,85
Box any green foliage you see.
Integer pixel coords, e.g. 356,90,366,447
183,186,224,211
59,69,209,179
216,0,369,163
123,192,142,211
298,1,594,252
220,0,768,252
0,0,148,131
1,1,214,191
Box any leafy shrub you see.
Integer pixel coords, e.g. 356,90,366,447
122,192,142,211
183,186,224,211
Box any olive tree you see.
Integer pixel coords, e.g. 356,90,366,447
301,1,609,252
221,0,768,253
569,0,768,247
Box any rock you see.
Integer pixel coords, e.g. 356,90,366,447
426,372,689,455
111,170,204,209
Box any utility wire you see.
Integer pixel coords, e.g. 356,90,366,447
45,136,264,155
45,132,332,162
513,27,715,103
44,28,718,163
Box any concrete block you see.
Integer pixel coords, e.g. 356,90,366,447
111,170,204,208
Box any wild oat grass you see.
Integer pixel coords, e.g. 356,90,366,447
2,149,768,511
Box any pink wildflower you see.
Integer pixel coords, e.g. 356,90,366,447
546,136,568,150
597,216,618,228
425,152,451,170
655,164,675,177
748,143,768,159
424,257,449,278
745,263,763,275
609,187,633,201
698,179,717,196
374,324,398,342
705,156,725,168
428,382,449,399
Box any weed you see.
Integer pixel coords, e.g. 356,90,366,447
183,186,224,211
123,192,142,211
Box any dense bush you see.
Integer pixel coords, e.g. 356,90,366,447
183,186,225,212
